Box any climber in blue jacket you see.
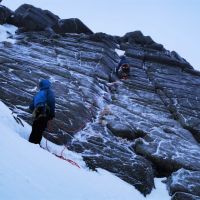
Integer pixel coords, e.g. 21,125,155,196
29,79,55,144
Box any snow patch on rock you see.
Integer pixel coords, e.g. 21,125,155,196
115,49,125,56
0,24,17,43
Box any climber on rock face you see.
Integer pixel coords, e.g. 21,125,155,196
109,55,130,82
108,55,130,91
116,55,130,80
29,79,55,144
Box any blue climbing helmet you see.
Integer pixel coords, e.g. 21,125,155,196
39,79,51,90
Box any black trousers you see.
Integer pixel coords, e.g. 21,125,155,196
29,115,48,144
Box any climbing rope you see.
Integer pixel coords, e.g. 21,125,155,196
44,138,80,168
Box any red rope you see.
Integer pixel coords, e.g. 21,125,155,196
43,98,97,169
60,145,66,157
44,139,80,169
43,104,91,169
56,155,80,168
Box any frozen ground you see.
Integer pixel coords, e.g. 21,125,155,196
0,101,170,200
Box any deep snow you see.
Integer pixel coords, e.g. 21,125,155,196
0,101,170,200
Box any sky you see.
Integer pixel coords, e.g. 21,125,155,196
2,0,200,70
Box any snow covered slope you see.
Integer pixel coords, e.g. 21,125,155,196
0,101,169,200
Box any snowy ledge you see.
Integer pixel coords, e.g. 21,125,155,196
0,24,17,44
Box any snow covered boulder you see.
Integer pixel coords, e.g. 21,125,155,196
134,128,200,176
171,192,200,200
53,18,93,34
167,168,200,197
12,4,59,31
0,5,13,24
107,121,136,140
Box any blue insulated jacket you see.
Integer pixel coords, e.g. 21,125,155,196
29,80,55,119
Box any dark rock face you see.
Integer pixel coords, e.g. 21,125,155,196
2,4,93,34
0,4,200,198
172,193,200,200
11,4,59,31
79,125,154,195
121,31,164,51
0,5,13,24
107,121,136,140
167,169,200,197
0,31,154,195
53,18,93,34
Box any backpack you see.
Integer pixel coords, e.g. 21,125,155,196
32,90,50,118
32,104,50,118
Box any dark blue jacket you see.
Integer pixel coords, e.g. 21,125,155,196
29,80,55,119
116,56,129,76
